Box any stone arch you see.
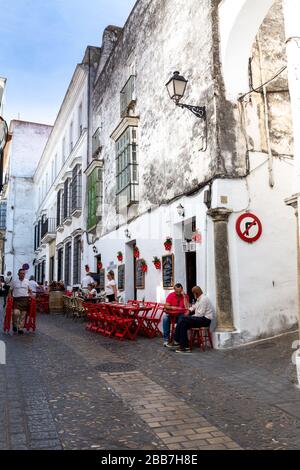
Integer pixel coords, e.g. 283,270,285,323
219,0,275,101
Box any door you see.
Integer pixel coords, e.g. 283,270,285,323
49,256,54,282
185,251,197,303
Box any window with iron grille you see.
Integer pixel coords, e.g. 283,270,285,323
92,128,101,158
57,247,63,282
49,256,54,283
71,165,82,212
116,126,138,213
57,190,61,227
34,225,37,251
87,167,102,230
64,242,71,286
63,179,71,220
41,260,46,284
120,75,136,118
37,220,41,247
0,201,7,230
73,235,81,285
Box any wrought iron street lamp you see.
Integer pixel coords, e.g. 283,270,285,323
165,71,206,120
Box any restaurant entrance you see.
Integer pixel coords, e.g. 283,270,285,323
185,251,197,303
125,240,137,301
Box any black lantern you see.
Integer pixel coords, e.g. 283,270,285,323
166,71,188,104
166,71,206,120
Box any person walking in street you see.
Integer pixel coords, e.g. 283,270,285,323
8,268,32,335
163,283,189,347
29,275,39,297
173,286,214,354
106,270,117,302
3,271,12,307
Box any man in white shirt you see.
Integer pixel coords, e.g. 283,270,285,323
29,276,39,297
81,270,95,289
172,286,214,354
9,269,32,334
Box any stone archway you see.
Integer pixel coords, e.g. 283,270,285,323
219,0,275,101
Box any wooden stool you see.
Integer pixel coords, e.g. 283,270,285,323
189,327,213,351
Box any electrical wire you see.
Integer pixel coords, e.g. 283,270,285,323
238,65,287,102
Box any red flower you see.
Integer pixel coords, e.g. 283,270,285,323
134,247,140,259
117,251,123,262
152,257,161,270
97,262,102,270
164,237,173,251
141,259,148,272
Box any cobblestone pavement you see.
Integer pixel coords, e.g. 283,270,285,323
0,307,300,450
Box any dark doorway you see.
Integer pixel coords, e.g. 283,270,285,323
185,251,197,303
49,256,54,282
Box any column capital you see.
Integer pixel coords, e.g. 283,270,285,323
207,208,232,222
285,193,299,217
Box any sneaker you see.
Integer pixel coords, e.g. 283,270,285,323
163,341,169,347
175,348,192,354
165,343,179,349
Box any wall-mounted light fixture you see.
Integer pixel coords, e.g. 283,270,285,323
166,71,206,120
124,229,131,239
177,203,185,217
92,245,98,254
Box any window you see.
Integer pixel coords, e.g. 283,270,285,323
56,190,61,227
73,235,81,284
62,137,66,164
49,256,54,282
63,179,71,220
57,247,63,282
78,103,83,137
64,242,72,286
116,126,138,213
92,128,101,158
69,121,74,154
0,201,7,230
71,165,82,212
87,167,102,230
120,75,136,117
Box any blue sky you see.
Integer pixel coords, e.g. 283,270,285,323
0,0,136,124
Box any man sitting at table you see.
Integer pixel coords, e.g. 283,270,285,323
163,283,189,347
173,286,214,354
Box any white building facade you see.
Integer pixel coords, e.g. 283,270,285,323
33,56,92,288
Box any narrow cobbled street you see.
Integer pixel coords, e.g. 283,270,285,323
1,308,300,450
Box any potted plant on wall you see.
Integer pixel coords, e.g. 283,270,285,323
164,237,173,251
152,256,161,270
97,262,103,270
140,259,148,273
117,251,123,262
134,246,140,259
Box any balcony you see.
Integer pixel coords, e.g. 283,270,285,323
41,218,56,243
120,75,136,118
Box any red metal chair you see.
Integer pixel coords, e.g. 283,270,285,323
189,327,213,351
25,298,37,332
37,294,49,314
3,297,13,333
109,305,137,340
144,303,164,337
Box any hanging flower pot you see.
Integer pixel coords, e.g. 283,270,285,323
164,237,173,251
134,246,140,259
85,264,90,273
117,251,123,262
97,262,103,270
152,256,161,270
141,259,148,273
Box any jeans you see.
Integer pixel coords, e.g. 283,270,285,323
174,316,211,348
163,313,185,342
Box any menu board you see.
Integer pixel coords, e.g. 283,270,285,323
135,259,145,290
162,254,174,289
118,264,125,291
99,269,105,290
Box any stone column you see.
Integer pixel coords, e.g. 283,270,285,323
285,194,300,341
208,208,235,332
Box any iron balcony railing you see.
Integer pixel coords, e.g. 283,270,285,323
41,218,56,239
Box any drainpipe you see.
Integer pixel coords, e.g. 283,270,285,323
257,34,275,188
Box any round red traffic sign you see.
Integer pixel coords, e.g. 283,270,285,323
236,213,262,243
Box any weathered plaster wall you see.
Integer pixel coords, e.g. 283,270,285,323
92,0,219,235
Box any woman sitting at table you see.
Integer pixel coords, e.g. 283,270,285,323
86,283,97,299
106,270,117,302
